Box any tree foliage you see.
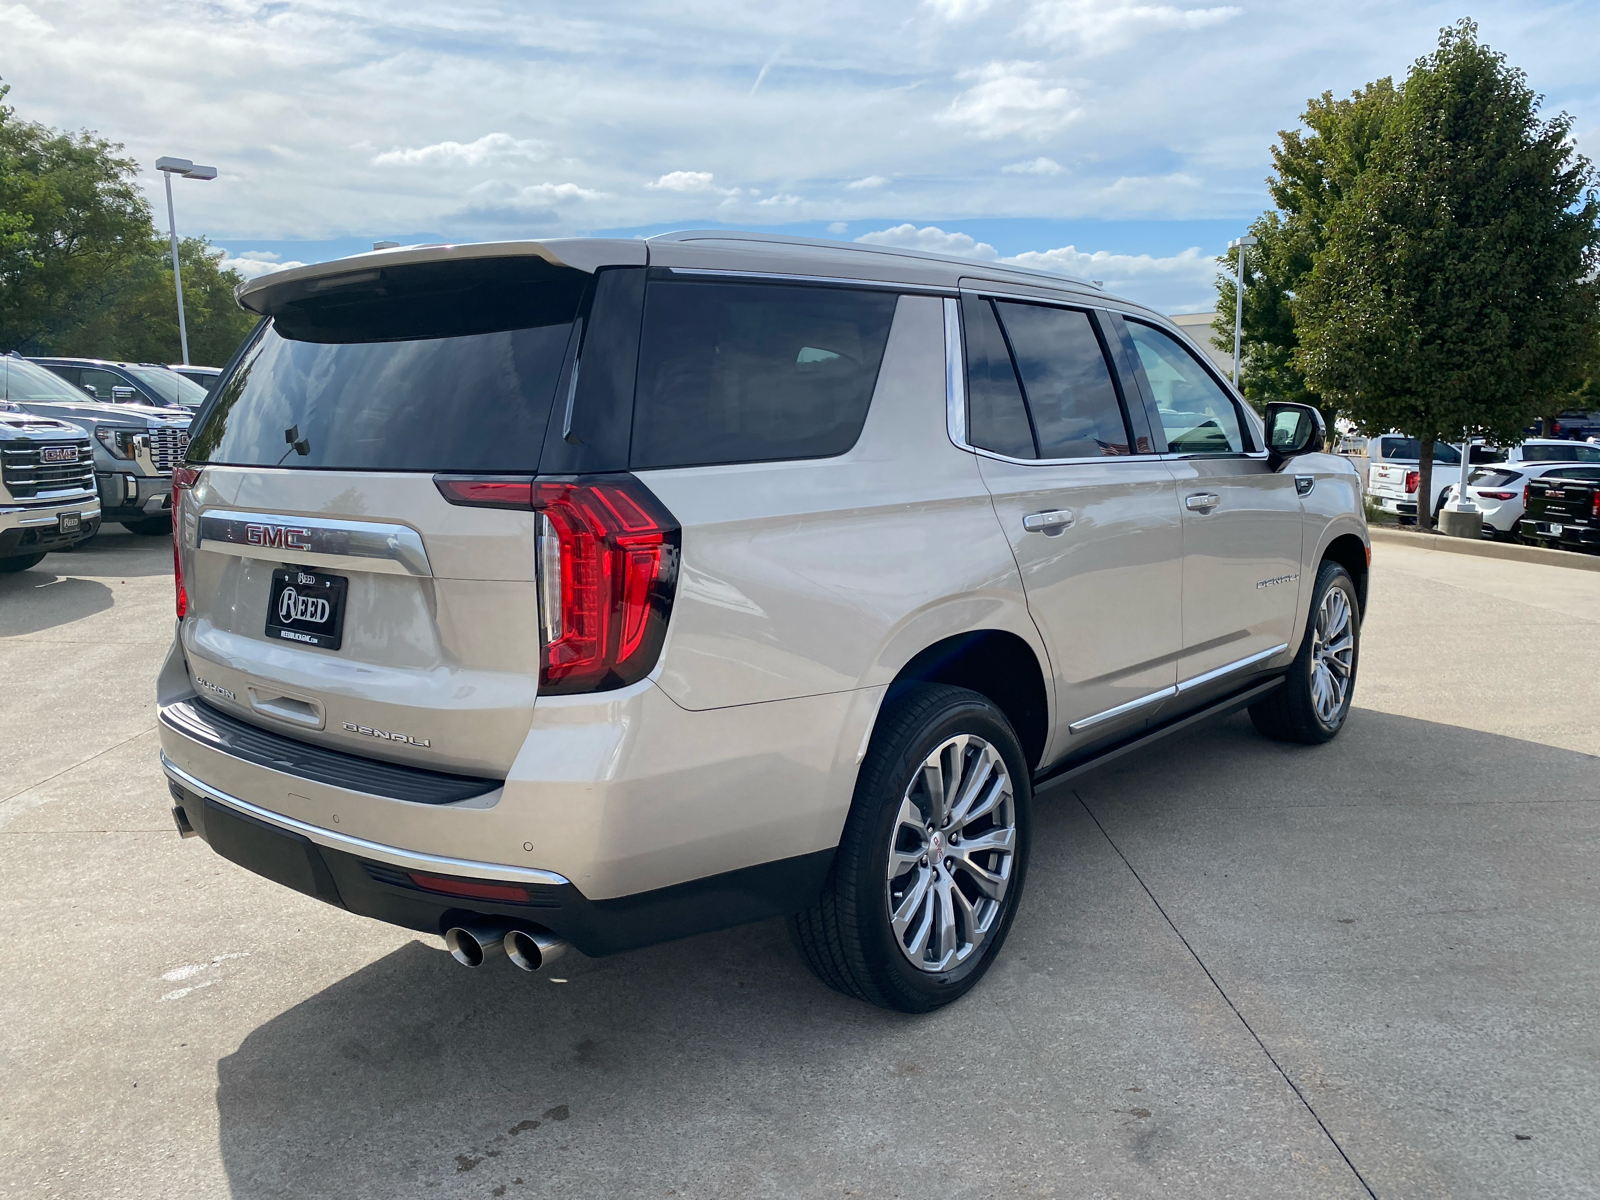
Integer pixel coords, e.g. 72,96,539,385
1213,81,1398,413
0,80,256,366
1293,21,1600,518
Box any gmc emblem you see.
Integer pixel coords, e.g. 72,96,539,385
245,523,311,550
41,446,77,463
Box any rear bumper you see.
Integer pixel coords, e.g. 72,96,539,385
1519,519,1600,548
155,639,877,952
163,759,832,956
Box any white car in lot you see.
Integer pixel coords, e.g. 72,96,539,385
1364,436,1491,522
1440,460,1600,539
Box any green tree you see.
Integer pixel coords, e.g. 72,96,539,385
1213,80,1398,414
1294,21,1600,524
0,79,255,365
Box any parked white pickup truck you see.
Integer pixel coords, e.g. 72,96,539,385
1364,436,1502,523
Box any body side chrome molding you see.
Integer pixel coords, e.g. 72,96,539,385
196,509,433,577
667,266,958,295
1068,685,1177,734
161,756,570,886
1068,643,1291,734
1175,643,1290,693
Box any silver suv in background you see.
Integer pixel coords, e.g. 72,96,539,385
158,233,1368,1012
1,355,192,536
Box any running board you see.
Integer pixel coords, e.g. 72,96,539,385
1032,675,1285,795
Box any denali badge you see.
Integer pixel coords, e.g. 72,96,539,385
1256,573,1300,590
343,721,431,748
194,676,236,701
245,522,311,550
41,445,77,463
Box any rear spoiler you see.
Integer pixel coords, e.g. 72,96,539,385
234,239,648,316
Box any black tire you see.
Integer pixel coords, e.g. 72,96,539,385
122,516,171,536
1249,561,1360,744
789,684,1031,1013
0,553,47,573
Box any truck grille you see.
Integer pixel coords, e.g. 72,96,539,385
2,439,96,499
150,426,191,473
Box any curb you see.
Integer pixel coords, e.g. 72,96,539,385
1369,525,1600,573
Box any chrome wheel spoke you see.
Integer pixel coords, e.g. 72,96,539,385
886,731,1017,974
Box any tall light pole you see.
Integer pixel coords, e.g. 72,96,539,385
154,157,217,365
1228,232,1254,387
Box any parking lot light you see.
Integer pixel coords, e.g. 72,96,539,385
155,157,218,366
1228,236,1258,388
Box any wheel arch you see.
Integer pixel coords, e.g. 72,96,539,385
1321,531,1369,616
880,630,1049,771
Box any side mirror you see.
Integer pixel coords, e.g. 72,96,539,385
1263,402,1326,470
82,384,98,399
110,386,139,404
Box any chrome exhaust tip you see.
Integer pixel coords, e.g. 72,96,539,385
444,922,509,968
504,927,569,973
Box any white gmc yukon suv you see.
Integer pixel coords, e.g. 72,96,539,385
158,233,1369,1012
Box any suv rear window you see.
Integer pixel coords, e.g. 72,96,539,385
187,262,586,472
1521,443,1600,463
630,279,898,470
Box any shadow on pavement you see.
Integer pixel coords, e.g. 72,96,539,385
0,571,114,634
211,708,1600,1200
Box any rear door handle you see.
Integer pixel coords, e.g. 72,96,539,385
1022,509,1074,534
1185,493,1221,512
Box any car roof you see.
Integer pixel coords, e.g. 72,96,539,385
30,357,173,371
234,231,1164,326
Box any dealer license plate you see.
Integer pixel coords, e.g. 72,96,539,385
57,512,81,534
1540,523,1563,536
265,567,347,650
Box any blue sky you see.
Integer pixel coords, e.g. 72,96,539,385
3,0,1596,313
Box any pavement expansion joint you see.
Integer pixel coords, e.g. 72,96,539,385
1073,788,1381,1200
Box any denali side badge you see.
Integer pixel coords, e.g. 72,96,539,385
343,722,431,748
1256,573,1300,590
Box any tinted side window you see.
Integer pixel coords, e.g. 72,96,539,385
962,295,1034,459
1126,321,1246,454
994,302,1130,458
80,367,131,402
631,280,898,470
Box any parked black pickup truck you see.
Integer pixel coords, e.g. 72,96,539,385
1519,466,1600,551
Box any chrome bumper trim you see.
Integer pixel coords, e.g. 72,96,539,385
161,755,570,886
197,508,433,577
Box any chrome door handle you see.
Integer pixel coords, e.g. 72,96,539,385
1022,509,1074,534
1185,493,1221,512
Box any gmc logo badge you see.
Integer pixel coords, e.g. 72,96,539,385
245,523,310,550
40,446,77,463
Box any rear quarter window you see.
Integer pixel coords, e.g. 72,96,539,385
630,279,899,470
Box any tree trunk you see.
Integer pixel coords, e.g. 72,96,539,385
1417,436,1435,530
1541,414,1558,437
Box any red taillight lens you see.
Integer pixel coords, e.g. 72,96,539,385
434,473,680,694
1523,484,1531,509
1404,470,1420,495
1593,490,1599,519
171,465,201,617
1478,490,1517,500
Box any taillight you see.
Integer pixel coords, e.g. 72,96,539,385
1523,483,1531,509
1404,470,1420,495
171,465,201,617
435,473,680,694
1592,490,1599,519
1477,490,1517,500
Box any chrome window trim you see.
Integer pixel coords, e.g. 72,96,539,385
161,756,570,886
943,294,1164,467
665,267,957,295
1067,686,1177,734
1176,643,1290,693
197,508,433,577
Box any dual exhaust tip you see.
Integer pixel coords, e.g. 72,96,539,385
444,922,568,973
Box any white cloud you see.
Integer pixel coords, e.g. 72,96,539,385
1003,157,1064,175
846,175,889,189
219,254,307,280
648,171,716,192
756,192,805,207
856,224,999,260
372,132,549,168
941,62,1083,141
922,0,995,17
1022,0,1242,54
827,221,849,234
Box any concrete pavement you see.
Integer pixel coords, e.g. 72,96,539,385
1,530,1596,1199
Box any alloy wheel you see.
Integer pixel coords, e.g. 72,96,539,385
1310,585,1354,725
885,734,1017,973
